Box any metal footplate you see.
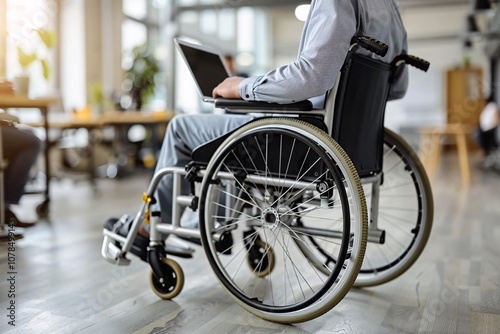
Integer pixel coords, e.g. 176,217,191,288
101,229,132,265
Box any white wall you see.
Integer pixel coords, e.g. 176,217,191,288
60,0,86,111
395,4,490,130
269,7,305,69
60,0,123,112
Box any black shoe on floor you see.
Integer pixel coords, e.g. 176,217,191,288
104,216,194,260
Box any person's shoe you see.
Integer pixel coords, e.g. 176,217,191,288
104,216,194,260
5,209,36,228
0,230,24,242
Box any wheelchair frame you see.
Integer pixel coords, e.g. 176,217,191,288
102,36,433,323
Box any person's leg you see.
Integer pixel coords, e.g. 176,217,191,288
151,113,254,225
104,113,254,257
2,126,42,205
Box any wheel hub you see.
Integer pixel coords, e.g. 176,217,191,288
261,205,294,230
261,207,279,230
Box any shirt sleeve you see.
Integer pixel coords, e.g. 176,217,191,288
239,0,358,104
387,33,409,101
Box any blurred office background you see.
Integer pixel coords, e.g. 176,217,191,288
1,0,494,126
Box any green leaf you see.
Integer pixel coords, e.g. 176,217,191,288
17,47,37,68
35,29,57,49
41,59,50,80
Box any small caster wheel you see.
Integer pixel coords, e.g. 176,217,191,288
247,239,275,278
36,201,50,219
149,258,184,299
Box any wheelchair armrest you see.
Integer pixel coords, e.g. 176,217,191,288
214,98,313,112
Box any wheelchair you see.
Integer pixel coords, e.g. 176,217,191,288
102,36,432,323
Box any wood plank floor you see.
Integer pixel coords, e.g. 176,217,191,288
1,151,500,334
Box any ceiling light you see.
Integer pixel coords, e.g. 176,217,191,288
295,4,310,22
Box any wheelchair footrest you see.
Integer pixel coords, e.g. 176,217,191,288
101,233,131,265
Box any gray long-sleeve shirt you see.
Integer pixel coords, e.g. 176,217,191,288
238,0,408,105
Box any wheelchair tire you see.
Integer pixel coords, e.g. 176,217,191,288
199,118,367,323
354,128,434,287
149,258,184,299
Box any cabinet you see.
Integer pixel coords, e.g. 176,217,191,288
446,67,484,149
446,67,484,126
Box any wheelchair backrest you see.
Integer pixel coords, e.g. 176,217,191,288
331,52,393,178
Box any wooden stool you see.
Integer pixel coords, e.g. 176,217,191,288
419,123,475,186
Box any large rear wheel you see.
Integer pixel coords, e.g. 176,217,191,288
355,128,434,287
199,118,367,323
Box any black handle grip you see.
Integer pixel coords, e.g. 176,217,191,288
392,54,430,72
406,55,430,72
355,36,389,57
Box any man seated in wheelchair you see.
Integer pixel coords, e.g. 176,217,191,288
104,0,409,260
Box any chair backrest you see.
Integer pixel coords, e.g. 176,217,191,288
331,52,393,178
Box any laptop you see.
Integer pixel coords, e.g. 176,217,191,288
174,38,230,103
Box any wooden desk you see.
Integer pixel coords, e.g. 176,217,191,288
100,111,174,125
419,123,475,187
0,95,58,217
24,110,174,179
24,110,174,128
100,111,174,177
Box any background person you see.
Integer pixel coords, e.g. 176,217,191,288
2,124,42,227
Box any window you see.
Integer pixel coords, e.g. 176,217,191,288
5,0,57,97
121,0,167,110
123,0,147,21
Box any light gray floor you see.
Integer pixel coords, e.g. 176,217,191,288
1,152,500,334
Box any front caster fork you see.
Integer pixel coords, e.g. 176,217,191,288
148,245,175,287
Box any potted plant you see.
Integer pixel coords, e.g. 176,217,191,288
124,44,160,110
15,28,57,96
88,82,105,116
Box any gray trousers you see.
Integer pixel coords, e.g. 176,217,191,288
150,113,254,226
2,126,42,205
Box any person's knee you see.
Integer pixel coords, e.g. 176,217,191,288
24,130,42,154
169,114,190,131
33,133,42,152
167,114,195,140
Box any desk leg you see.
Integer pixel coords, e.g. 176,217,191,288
456,133,470,186
431,133,443,179
37,106,50,218
108,124,130,178
419,132,434,177
117,124,128,178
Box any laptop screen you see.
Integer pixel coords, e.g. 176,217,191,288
177,41,229,99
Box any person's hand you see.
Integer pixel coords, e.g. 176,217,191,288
212,76,244,99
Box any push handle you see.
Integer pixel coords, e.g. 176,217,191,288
392,54,430,72
405,55,430,72
353,36,389,57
